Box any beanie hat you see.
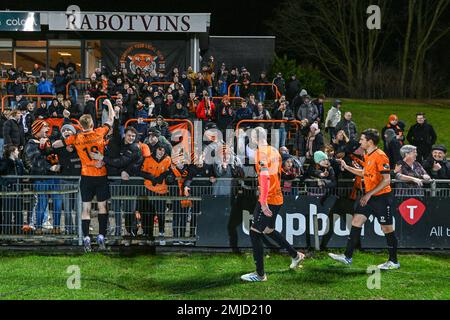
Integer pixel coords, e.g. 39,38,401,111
32,119,48,136
300,89,308,97
314,151,328,164
432,144,447,153
61,124,76,135
389,114,398,123
310,122,319,131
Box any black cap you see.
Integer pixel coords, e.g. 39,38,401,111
204,122,217,131
432,144,447,153
147,127,161,137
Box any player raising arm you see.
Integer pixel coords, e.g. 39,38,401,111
329,129,400,270
53,99,115,252
241,127,305,282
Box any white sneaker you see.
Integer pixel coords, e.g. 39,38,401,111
328,253,352,265
241,272,267,282
83,236,92,253
43,221,53,230
290,252,305,269
97,234,106,251
377,261,400,270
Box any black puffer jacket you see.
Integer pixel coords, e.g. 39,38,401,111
3,118,25,147
55,146,81,176
23,139,57,176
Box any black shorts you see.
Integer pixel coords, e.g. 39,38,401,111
355,192,393,225
80,176,110,203
251,202,282,233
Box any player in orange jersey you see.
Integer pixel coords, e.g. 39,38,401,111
329,128,400,270
53,99,115,252
241,127,305,282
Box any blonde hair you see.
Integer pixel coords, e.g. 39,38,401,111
79,114,94,130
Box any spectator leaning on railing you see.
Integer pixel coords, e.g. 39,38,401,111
53,124,81,235
24,120,62,235
423,145,450,180
395,145,431,196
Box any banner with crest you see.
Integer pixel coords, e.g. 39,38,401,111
101,40,187,75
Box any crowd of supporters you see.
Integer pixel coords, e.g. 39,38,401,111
0,58,449,237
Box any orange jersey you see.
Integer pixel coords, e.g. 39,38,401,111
64,126,110,177
363,148,392,196
255,145,283,205
141,155,171,194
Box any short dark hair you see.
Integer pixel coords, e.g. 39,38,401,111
3,144,18,159
124,127,138,135
361,128,380,145
416,112,425,117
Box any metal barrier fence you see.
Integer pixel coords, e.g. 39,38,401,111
0,176,449,247
1,94,56,112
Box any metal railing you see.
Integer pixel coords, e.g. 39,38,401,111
1,94,56,112
0,176,448,247
65,79,90,99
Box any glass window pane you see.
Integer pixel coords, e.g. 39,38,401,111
15,40,46,47
15,49,47,77
49,48,81,75
0,49,13,77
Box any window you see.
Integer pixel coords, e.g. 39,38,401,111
48,40,81,76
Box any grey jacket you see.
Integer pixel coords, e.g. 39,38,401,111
297,103,319,123
325,106,341,128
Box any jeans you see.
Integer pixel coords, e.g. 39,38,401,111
61,179,78,234
219,82,228,96
233,85,240,97
279,127,287,147
173,201,190,238
34,180,63,228
109,179,137,236
0,138,4,158
70,87,78,102
258,90,266,102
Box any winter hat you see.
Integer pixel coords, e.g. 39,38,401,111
389,114,398,123
310,122,319,131
147,127,161,137
432,144,447,153
314,151,328,164
334,99,342,107
32,119,49,137
61,124,76,135
300,89,308,97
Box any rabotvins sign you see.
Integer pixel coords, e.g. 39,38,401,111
197,195,450,249
48,12,209,33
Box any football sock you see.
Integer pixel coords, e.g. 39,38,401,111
250,229,265,277
385,231,398,263
98,214,108,237
344,226,362,259
266,230,298,258
82,219,90,238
